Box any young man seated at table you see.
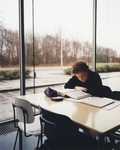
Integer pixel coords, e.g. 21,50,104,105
64,60,120,100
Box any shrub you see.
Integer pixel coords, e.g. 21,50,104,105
96,65,108,73
96,65,120,73
114,65,120,71
0,68,32,80
96,66,103,73
64,65,120,74
25,68,32,78
64,67,72,75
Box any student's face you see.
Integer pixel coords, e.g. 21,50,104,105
76,71,88,82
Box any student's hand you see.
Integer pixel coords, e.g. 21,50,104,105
75,86,87,92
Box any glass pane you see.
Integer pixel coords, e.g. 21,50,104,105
24,0,35,94
0,0,19,122
97,0,120,91
34,0,93,92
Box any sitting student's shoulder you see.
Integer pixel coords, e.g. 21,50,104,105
89,70,99,77
71,75,78,80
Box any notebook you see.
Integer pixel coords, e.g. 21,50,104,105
80,97,114,108
57,89,91,100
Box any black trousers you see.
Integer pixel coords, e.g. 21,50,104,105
95,86,120,100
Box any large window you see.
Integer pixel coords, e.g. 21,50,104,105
34,0,93,68
0,0,19,79
0,0,94,122
0,0,19,122
97,0,120,90
1,0,120,122
33,0,93,94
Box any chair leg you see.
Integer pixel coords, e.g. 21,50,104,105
13,129,19,150
36,135,40,150
41,134,43,146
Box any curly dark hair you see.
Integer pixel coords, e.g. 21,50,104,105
72,60,89,74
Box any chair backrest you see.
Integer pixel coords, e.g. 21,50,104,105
13,97,34,123
40,107,76,142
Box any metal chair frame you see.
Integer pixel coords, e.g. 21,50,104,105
12,102,41,150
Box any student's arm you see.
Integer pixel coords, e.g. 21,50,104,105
64,75,87,92
64,76,78,89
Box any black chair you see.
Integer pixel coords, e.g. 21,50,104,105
108,128,120,149
40,106,98,150
12,98,42,150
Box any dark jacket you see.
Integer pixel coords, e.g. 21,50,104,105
64,70,112,97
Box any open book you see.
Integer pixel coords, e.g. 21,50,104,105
80,97,114,108
57,89,91,100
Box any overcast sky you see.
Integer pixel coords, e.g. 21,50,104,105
0,0,120,55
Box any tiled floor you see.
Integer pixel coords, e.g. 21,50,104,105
0,131,41,150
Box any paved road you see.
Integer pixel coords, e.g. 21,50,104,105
0,67,70,91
